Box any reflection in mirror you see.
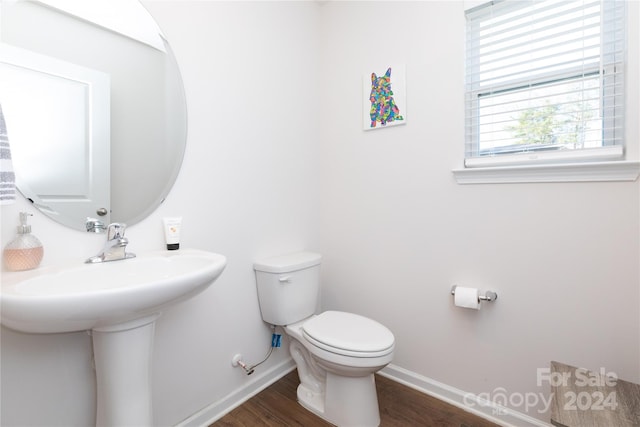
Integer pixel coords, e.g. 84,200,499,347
1,45,111,225
0,0,187,232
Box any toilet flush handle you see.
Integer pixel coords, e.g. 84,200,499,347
279,276,291,283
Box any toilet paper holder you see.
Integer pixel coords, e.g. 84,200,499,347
450,285,498,303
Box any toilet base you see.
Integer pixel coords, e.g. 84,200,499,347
297,371,380,427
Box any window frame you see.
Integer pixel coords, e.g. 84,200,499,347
454,0,639,184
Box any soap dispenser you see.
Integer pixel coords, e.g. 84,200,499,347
3,212,44,271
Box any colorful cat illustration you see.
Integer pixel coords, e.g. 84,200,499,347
369,67,404,128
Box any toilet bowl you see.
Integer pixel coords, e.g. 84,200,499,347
286,311,394,426
253,252,395,427
296,310,394,369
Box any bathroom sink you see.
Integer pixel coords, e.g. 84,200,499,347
2,248,226,425
0,249,227,333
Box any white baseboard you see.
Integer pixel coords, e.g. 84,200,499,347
379,364,552,427
175,358,296,427
176,360,552,427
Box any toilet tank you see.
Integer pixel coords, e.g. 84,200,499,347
253,252,321,326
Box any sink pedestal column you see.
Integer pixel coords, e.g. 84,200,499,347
92,314,160,426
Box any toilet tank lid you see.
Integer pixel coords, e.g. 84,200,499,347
253,252,321,273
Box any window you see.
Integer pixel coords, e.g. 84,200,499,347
463,0,626,173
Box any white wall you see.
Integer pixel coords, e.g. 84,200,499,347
1,1,320,425
317,0,640,422
1,1,638,426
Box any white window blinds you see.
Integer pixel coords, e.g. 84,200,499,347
464,0,626,168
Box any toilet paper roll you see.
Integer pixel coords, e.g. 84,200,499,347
454,286,480,310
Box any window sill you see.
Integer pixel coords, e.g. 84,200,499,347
452,161,640,184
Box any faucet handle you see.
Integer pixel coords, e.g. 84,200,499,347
86,218,106,233
107,223,126,240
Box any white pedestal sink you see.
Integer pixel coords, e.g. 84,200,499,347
1,249,226,426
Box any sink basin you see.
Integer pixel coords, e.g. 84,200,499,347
1,248,226,425
1,248,227,333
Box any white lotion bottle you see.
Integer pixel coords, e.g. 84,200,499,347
163,217,182,250
3,212,44,271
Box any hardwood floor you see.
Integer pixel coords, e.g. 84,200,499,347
213,370,501,427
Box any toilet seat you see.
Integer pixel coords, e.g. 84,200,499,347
302,311,394,358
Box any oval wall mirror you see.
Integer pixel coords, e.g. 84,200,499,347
0,0,187,232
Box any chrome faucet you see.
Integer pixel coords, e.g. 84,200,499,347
85,223,136,263
86,217,107,233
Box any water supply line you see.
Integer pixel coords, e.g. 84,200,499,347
234,357,257,376
232,325,281,376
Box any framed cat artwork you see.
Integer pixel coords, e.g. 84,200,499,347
363,64,406,131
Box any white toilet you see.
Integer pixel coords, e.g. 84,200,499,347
253,252,394,427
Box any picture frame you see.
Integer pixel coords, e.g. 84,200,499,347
363,64,406,130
